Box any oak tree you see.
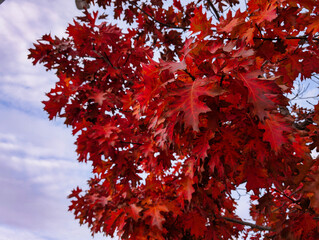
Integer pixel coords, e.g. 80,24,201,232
29,0,319,239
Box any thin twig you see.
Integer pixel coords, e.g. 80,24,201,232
184,69,196,81
92,50,118,69
311,74,319,84
120,141,143,146
222,216,273,231
207,0,220,21
293,95,319,100
274,189,297,203
255,24,264,37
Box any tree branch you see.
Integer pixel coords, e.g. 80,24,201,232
92,50,118,69
222,216,273,231
120,141,143,146
293,117,314,130
207,0,220,21
184,69,196,81
274,188,298,203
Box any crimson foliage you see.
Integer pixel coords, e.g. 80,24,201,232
29,0,319,239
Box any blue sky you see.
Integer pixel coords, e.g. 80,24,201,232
0,1,108,239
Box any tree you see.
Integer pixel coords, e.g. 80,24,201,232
28,0,319,239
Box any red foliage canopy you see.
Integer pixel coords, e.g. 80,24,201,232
29,0,319,239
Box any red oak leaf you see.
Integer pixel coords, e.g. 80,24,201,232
189,6,213,37
129,204,143,221
89,91,107,106
242,27,255,45
252,2,277,25
258,113,291,153
144,204,169,230
169,78,224,131
192,130,214,159
179,176,195,202
306,16,319,34
245,165,269,194
159,58,186,74
303,171,319,213
238,71,281,120
219,10,245,33
182,211,207,238
220,18,241,33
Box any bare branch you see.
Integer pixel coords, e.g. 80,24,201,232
207,0,220,21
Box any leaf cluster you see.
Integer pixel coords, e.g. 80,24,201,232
29,0,319,239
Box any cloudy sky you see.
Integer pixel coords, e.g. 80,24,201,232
0,1,108,239
0,1,317,240
0,1,250,239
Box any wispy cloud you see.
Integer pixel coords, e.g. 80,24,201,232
0,107,110,240
0,1,110,239
0,0,79,110
0,106,108,239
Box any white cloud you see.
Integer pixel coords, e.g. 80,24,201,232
0,106,108,239
0,0,79,110
0,106,75,156
0,1,113,237
0,225,45,240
